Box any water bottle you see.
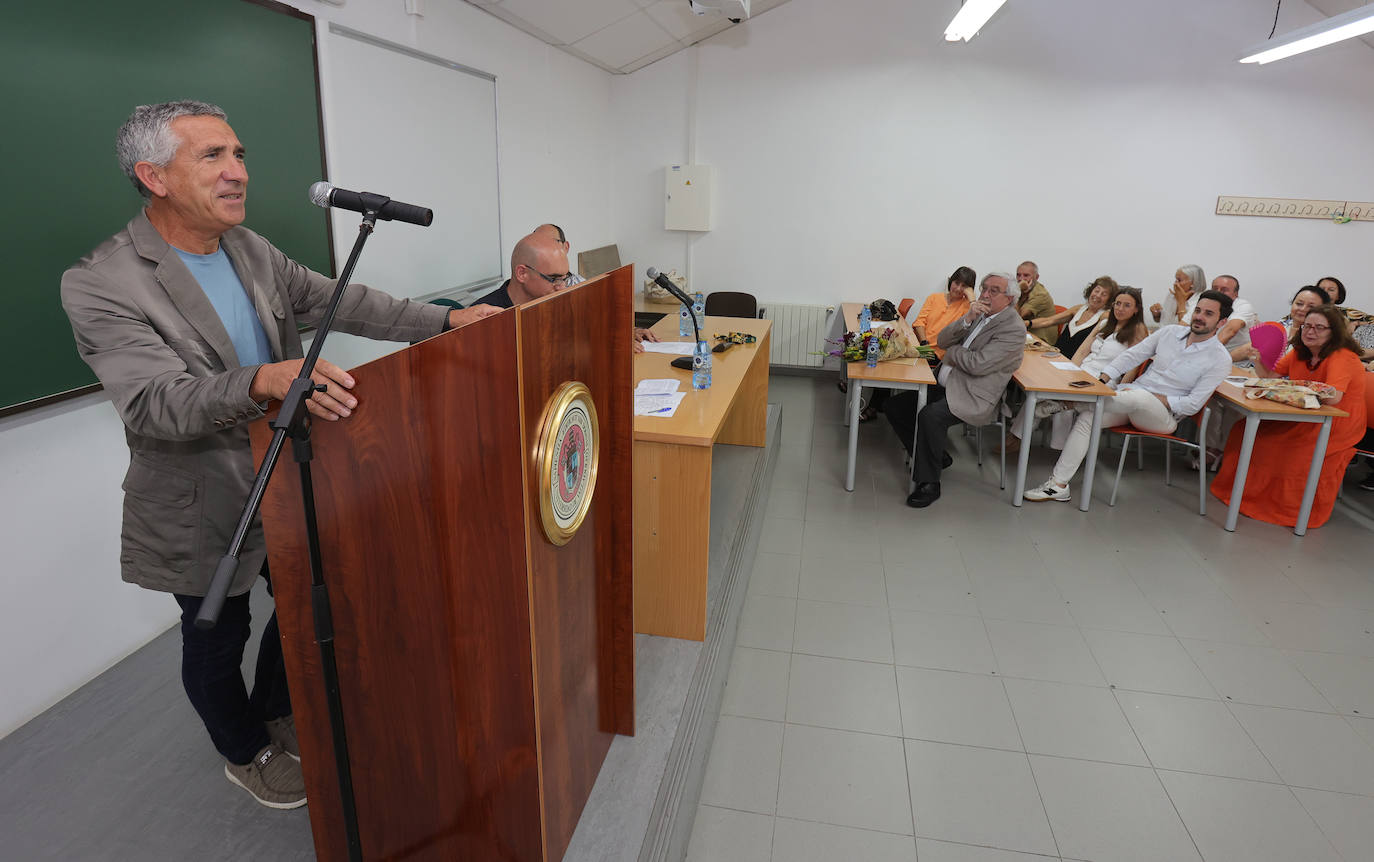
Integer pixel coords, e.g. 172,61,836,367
866,333,880,368
692,340,713,390
859,304,872,332
692,291,705,332
679,303,690,337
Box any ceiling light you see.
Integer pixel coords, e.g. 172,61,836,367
944,0,1010,43
1239,1,1374,64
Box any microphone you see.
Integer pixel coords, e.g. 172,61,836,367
308,181,433,227
645,266,694,308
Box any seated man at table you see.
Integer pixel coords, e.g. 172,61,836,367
1016,261,1058,344
534,223,587,286
1023,290,1233,502
886,272,1026,508
475,232,570,309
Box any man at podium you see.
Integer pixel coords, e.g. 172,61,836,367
60,100,500,810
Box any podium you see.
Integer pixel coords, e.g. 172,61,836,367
252,268,636,861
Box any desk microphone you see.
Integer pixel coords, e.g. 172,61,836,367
645,266,695,308
308,181,434,227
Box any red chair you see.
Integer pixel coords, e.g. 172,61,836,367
1052,304,1068,338
1107,406,1212,515
897,297,916,320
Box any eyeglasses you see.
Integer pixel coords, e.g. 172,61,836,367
531,270,571,286
1300,323,1331,333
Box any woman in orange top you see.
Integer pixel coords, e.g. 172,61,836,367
913,266,977,359
1211,305,1367,528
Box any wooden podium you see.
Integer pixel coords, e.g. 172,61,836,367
252,268,636,861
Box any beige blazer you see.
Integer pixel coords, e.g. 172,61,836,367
936,307,1027,425
61,211,449,597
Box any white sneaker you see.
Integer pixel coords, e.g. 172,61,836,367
1024,481,1071,502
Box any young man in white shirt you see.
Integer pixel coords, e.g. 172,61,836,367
1024,291,1234,502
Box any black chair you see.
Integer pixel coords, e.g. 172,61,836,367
704,291,758,318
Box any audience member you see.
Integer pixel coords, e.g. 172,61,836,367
534,223,586,285
1002,287,1148,455
886,273,1025,508
1149,264,1204,326
1026,276,1118,358
1023,291,1233,502
912,266,977,357
1318,276,1374,362
1279,286,1330,341
1316,275,1346,305
1213,305,1366,528
475,233,571,309
1015,261,1058,343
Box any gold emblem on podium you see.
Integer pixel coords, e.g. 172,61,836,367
534,382,599,546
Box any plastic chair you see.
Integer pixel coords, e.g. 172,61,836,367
1249,321,1288,369
704,291,758,318
971,391,1009,490
897,297,916,320
1107,406,1211,514
1052,304,1068,338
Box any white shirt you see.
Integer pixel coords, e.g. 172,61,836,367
1079,331,1131,377
1100,325,1232,418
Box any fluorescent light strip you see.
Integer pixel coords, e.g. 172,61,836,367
1239,1,1374,64
944,0,1010,43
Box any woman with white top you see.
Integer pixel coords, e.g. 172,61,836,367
1002,288,1149,454
1149,264,1204,326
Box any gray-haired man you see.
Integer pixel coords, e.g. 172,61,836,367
61,101,500,808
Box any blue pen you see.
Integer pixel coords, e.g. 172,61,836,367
649,407,673,414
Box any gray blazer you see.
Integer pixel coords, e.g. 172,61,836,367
936,307,1026,425
61,211,449,597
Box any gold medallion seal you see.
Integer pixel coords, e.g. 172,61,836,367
534,382,599,546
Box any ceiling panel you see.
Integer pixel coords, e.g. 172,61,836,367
488,0,641,46
573,9,679,71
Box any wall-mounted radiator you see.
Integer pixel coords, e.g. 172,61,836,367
759,303,836,368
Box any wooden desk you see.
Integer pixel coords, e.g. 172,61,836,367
1211,379,1347,536
838,303,936,493
633,315,772,640
1011,340,1117,511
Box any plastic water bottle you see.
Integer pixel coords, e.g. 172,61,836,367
866,333,880,368
859,304,872,332
693,340,713,390
692,291,705,331
679,303,690,337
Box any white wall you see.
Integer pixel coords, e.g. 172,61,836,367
610,0,1374,320
0,0,614,739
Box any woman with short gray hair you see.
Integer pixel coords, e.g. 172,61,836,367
1149,264,1205,326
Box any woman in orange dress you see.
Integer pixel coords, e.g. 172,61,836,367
1211,305,1367,528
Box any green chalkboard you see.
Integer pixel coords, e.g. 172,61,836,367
0,0,329,413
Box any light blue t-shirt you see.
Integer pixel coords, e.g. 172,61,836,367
174,247,273,367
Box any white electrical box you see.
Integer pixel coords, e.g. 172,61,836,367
665,165,714,231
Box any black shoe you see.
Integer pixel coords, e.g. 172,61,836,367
906,482,941,508
941,451,953,470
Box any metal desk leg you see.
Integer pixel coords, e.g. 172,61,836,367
1224,414,1260,531
845,381,862,492
908,384,927,495
1012,392,1037,506
1294,416,1332,536
1079,397,1105,512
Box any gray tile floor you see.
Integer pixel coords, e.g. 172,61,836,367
688,375,1374,862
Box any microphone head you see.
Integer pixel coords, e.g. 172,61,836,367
645,266,660,280
307,181,334,208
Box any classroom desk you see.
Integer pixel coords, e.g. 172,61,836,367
1011,342,1117,511
1210,379,1347,536
633,315,772,640
838,303,936,493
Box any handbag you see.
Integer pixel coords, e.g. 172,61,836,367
644,269,686,303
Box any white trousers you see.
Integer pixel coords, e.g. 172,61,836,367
1050,388,1177,485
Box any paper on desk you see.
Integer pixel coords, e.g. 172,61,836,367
636,378,681,396
1050,361,1080,371
634,391,687,417
641,341,695,355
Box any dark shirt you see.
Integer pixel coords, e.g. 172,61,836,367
475,279,514,309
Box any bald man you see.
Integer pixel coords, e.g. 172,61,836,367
533,223,587,287
475,233,571,308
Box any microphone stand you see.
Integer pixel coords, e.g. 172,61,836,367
658,278,701,368
196,192,395,862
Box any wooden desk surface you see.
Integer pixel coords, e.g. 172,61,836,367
1014,336,1116,398
839,302,937,385
1213,379,1348,419
633,315,772,446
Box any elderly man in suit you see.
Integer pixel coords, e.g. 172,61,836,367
60,100,500,809
885,272,1026,507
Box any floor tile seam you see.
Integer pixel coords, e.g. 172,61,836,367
1218,696,1347,718
771,813,921,841
1279,643,1374,661
916,836,1065,860
994,703,1065,861
1287,786,1369,862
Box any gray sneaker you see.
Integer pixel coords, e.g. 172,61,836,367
265,715,300,761
1023,481,1071,503
224,744,307,809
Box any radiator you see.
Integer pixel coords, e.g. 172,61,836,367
759,302,836,367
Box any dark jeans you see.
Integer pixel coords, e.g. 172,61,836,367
174,568,290,766
885,385,961,485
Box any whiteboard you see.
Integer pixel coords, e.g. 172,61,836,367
322,24,502,302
